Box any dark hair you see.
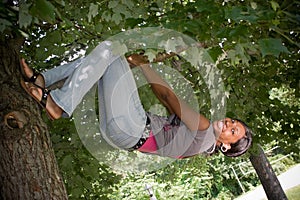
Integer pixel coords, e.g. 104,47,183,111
221,119,253,157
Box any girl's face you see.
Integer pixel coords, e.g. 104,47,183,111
213,118,246,147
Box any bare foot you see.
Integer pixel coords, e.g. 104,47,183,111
28,84,63,120
21,58,45,88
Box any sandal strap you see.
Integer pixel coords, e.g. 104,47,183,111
40,88,51,108
28,71,40,83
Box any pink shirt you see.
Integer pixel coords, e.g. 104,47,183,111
137,131,185,159
138,131,158,153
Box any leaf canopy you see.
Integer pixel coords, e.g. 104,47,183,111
1,0,299,198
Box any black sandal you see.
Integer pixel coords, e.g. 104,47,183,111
27,71,40,84
20,79,55,121
20,59,43,87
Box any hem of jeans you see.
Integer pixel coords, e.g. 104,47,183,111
41,71,53,88
50,91,72,118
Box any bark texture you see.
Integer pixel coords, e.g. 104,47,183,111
249,144,288,200
0,38,68,199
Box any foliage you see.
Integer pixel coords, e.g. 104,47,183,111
109,143,297,199
48,118,122,199
286,185,300,200
1,0,299,199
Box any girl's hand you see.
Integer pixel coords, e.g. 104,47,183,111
126,54,149,68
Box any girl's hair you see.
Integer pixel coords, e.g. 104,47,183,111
221,119,253,157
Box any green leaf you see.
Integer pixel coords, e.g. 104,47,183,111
111,41,128,56
49,45,65,56
195,0,214,13
225,7,242,21
0,19,12,32
270,1,280,11
181,46,201,66
158,36,187,54
30,0,56,23
112,13,122,24
122,0,134,9
88,3,99,22
101,11,111,22
83,164,99,179
258,38,290,57
71,187,83,198
113,4,129,18
95,23,103,33
61,155,74,170
54,0,65,6
19,3,32,28
144,49,157,62
225,6,258,23
208,46,223,62
250,2,257,10
235,43,250,65
108,0,119,9
35,48,50,60
39,31,62,48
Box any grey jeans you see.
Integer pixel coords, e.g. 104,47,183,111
42,41,147,149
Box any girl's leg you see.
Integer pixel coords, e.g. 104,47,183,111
50,41,120,117
42,58,84,87
21,57,83,88
98,57,147,149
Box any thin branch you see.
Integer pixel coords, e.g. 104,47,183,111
153,52,178,63
272,27,300,48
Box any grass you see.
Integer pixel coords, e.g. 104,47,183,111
261,185,300,200
286,185,300,200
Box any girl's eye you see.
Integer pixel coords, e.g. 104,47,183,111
232,119,235,123
232,128,235,134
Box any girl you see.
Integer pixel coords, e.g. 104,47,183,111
21,41,252,159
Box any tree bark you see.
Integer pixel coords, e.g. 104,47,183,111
249,144,288,200
0,38,68,199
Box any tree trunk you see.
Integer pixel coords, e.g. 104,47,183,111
0,38,68,199
249,144,288,200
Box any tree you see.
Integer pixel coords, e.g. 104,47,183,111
0,29,68,199
0,0,299,199
250,144,288,200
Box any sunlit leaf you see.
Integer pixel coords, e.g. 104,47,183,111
108,0,118,9
122,0,134,9
111,40,128,56
88,3,99,22
270,1,280,11
6,0,298,199
112,13,122,24
54,0,65,6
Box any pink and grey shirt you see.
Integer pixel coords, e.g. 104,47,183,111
138,113,216,159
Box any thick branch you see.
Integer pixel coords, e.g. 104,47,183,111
249,144,288,200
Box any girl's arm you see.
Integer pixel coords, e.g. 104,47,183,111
127,55,210,131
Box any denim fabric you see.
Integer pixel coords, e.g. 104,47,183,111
42,41,146,149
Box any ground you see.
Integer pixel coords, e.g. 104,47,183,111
236,164,300,200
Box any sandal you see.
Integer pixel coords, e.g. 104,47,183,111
20,59,44,88
20,79,55,121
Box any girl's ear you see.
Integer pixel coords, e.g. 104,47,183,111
220,143,231,152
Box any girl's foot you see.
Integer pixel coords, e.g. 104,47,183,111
20,80,62,120
20,58,45,88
